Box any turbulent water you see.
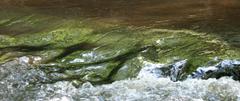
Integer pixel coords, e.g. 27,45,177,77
0,57,240,101
1,0,240,101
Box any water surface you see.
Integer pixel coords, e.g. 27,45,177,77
1,0,240,47
1,0,240,101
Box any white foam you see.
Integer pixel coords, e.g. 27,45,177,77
2,58,240,101
39,77,240,101
137,60,164,79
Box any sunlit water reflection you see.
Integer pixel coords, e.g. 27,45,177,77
1,0,240,100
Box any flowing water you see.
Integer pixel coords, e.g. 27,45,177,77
1,0,240,101
1,57,240,101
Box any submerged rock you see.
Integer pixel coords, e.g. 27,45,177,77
0,9,240,85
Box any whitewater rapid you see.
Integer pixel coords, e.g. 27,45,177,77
1,58,240,101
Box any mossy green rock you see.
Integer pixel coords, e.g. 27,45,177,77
0,9,239,83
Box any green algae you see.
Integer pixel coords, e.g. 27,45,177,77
112,56,143,81
0,9,239,84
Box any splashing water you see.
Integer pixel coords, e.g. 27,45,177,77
1,57,240,101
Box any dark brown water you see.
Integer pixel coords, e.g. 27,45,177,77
1,0,240,47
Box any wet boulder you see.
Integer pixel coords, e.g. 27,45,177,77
191,60,240,80
137,59,189,81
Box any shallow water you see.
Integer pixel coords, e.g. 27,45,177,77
1,0,240,101
1,0,240,47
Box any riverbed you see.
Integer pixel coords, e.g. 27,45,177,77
0,0,240,101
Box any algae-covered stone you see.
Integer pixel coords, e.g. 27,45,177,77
112,56,143,81
46,62,120,84
0,9,240,84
